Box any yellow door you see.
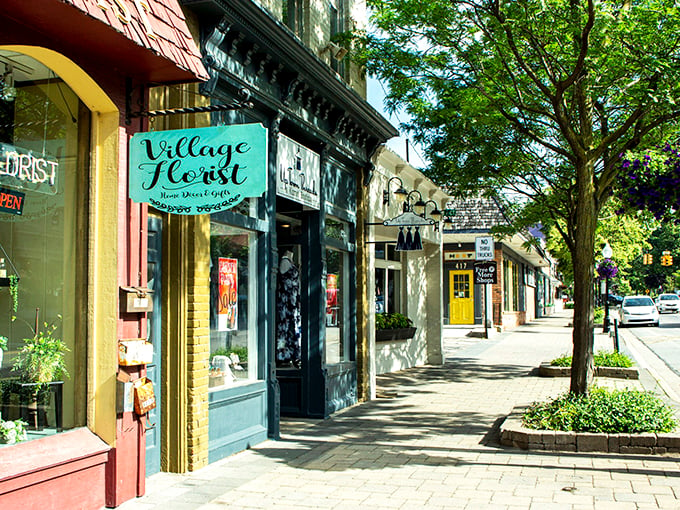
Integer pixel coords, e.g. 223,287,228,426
449,270,474,324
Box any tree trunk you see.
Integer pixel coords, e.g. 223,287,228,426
570,161,598,395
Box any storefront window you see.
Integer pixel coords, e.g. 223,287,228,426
326,248,348,364
209,222,258,389
0,53,85,441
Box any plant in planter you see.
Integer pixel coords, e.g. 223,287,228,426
375,312,417,341
12,315,69,389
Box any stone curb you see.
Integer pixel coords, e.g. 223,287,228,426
499,406,680,455
538,362,639,379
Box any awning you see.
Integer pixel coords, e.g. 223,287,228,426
2,0,208,83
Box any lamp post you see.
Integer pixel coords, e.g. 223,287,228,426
601,242,613,333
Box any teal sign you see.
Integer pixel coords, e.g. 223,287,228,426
129,124,267,214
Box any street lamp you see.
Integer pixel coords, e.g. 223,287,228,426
602,242,613,333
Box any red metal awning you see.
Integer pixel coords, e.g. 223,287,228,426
2,0,208,83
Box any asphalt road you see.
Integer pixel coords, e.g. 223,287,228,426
620,310,680,378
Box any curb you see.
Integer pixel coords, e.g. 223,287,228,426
499,406,680,455
538,362,639,379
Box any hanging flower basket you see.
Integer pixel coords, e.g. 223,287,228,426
596,258,618,280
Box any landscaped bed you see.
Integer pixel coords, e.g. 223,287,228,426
500,387,679,454
539,350,639,379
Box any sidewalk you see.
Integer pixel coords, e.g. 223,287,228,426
118,311,680,510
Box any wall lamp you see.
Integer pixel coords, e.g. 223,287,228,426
405,190,427,215
320,41,349,60
383,176,409,206
423,200,442,220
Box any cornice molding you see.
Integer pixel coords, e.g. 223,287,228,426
183,0,398,141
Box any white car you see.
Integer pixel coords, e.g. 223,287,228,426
619,296,660,327
655,293,680,313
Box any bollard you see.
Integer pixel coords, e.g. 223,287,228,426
611,318,620,352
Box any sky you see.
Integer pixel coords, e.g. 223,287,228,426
366,76,429,169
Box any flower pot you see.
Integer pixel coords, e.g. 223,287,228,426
375,327,417,342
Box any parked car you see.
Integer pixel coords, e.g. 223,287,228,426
607,294,624,306
655,293,680,313
618,296,659,327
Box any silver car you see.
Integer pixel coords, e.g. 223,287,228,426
619,296,660,327
656,293,680,313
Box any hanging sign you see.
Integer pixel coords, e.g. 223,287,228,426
0,143,59,195
129,124,267,215
276,134,320,209
218,257,238,331
474,261,497,284
475,236,495,260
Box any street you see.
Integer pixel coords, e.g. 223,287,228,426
618,310,680,378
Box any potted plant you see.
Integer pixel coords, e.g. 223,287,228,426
12,314,69,389
375,312,417,341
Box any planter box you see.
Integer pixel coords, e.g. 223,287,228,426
376,327,416,342
500,406,679,454
539,362,639,379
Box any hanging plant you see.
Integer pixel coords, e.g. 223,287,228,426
8,275,18,320
596,259,618,280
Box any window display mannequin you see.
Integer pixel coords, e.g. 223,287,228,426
276,250,302,367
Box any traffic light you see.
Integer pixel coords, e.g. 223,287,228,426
643,253,653,265
661,254,673,266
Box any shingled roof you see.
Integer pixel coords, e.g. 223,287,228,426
445,196,510,232
63,0,208,81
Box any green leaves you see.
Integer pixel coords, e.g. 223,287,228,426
375,312,413,330
550,350,634,368
523,387,677,433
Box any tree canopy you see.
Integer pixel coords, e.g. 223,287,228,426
356,0,680,393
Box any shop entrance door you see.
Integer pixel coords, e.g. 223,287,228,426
449,270,474,324
146,214,163,476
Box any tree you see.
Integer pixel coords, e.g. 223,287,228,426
357,0,680,394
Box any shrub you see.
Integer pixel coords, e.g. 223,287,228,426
564,301,574,309
523,387,677,433
594,306,604,324
550,350,634,368
593,351,633,368
210,345,248,363
375,312,413,330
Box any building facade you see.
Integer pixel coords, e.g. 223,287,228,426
0,1,208,508
442,197,558,330
364,148,447,397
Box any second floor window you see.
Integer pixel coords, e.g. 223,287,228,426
284,0,303,37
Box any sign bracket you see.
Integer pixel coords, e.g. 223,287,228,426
126,86,254,125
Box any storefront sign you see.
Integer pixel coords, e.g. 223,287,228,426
474,261,497,284
218,257,238,331
0,187,25,215
444,251,474,261
0,143,59,195
475,236,495,260
129,124,268,215
276,135,320,209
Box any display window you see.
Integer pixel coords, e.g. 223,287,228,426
209,222,259,389
374,243,402,314
325,247,348,364
0,52,87,443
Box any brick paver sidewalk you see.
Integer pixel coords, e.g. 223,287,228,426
119,312,680,510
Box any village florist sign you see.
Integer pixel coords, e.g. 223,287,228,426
276,134,320,209
129,124,267,214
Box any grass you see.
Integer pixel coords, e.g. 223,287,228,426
522,386,677,433
550,350,634,368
